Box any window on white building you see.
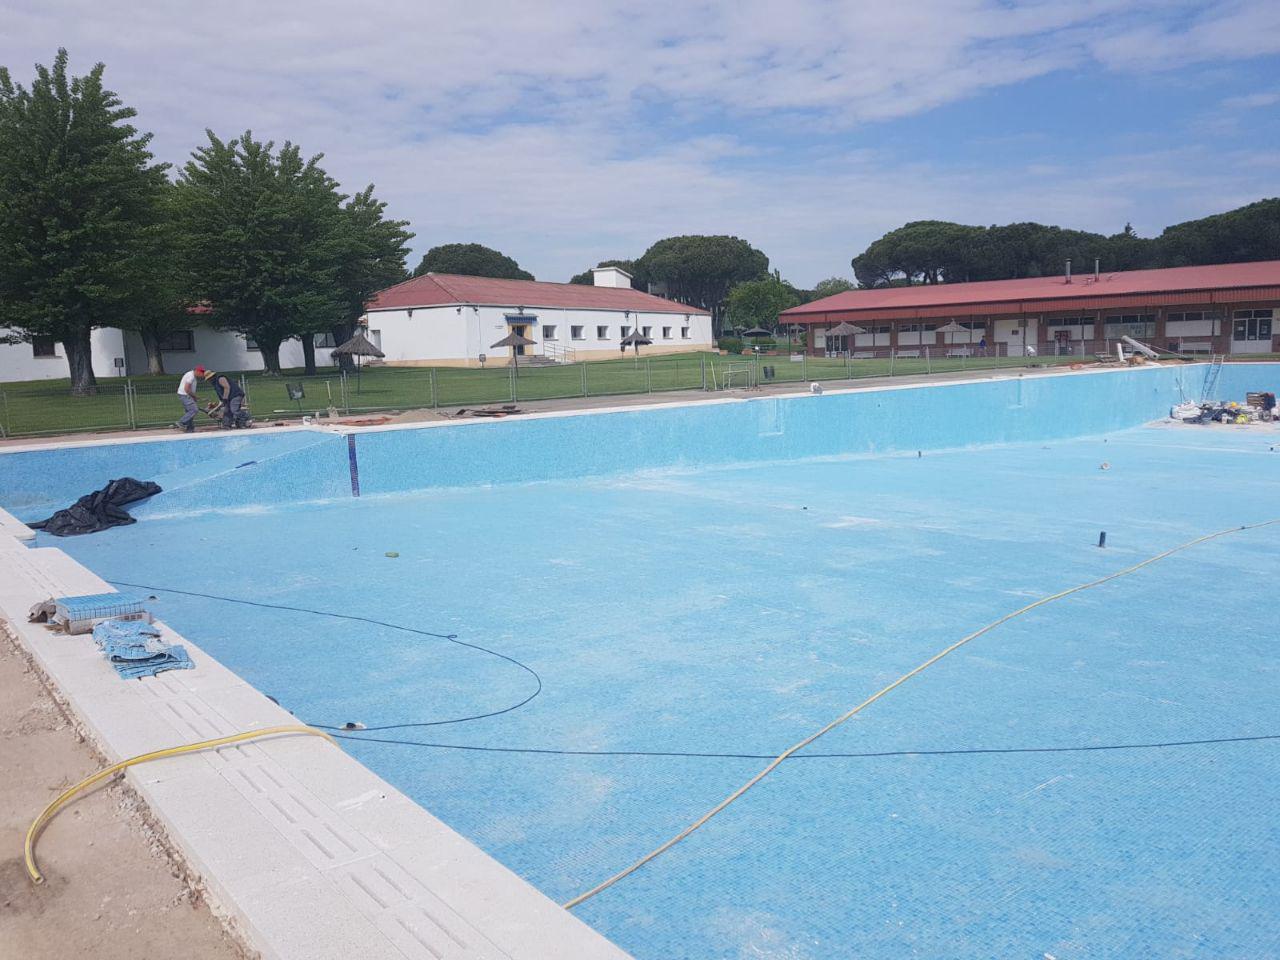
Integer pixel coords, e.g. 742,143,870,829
1103,314,1155,339
620,325,631,338
314,332,337,348
245,336,260,350
542,325,557,340
31,335,57,357
157,329,195,351
597,325,609,339
571,325,585,340
641,326,652,338
681,327,691,339
662,326,672,339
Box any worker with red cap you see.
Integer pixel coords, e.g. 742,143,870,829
174,365,205,433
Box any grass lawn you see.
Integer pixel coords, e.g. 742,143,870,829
0,350,1097,438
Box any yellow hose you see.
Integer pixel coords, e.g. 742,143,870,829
24,724,334,884
563,519,1280,909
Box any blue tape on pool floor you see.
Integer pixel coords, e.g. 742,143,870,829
347,433,360,497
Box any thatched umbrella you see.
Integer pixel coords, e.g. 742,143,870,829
742,326,774,338
619,326,652,356
936,319,972,351
491,330,537,371
331,330,385,393
825,320,866,356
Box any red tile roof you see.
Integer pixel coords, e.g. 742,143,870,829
782,260,1280,322
366,273,708,315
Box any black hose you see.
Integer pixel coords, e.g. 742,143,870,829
111,579,1278,764
334,732,1280,759
107,579,543,731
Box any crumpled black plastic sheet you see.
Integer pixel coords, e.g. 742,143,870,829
30,477,162,537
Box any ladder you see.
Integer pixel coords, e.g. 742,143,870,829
1200,354,1225,402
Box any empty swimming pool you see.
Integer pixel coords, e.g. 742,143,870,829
4,365,1278,959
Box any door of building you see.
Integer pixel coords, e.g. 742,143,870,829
1231,311,1273,354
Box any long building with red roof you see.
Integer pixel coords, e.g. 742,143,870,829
780,260,1280,359
362,266,711,366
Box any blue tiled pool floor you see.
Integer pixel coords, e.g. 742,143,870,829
39,423,1280,959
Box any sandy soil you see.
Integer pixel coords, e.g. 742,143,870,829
0,630,248,960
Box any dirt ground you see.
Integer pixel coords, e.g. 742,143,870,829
0,629,247,960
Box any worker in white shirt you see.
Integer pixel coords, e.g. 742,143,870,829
175,365,205,433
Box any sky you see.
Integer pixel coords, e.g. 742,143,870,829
4,0,1280,286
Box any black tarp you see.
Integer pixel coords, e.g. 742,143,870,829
30,478,162,537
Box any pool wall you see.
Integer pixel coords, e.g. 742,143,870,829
2,364,1277,519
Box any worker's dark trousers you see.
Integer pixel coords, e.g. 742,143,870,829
222,396,248,428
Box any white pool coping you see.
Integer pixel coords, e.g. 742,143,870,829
0,507,629,960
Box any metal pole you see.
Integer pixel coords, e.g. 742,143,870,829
430,367,438,409
0,390,8,438
701,354,707,390
802,352,807,382
581,360,588,397
646,358,652,393
890,350,895,377
510,363,517,403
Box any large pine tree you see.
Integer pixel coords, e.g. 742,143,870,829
176,131,349,375
0,50,169,394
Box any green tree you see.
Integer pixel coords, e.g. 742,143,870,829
323,185,413,374
1158,199,1280,266
809,276,857,300
851,219,1145,286
725,274,802,331
412,243,532,280
567,258,647,288
0,49,169,394
636,235,768,336
851,221,987,287
176,130,347,375
121,181,201,376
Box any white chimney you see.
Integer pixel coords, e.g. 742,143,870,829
592,266,633,288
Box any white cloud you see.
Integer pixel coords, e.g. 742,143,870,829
2,0,1278,284
1221,90,1280,109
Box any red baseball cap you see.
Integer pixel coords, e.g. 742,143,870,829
194,365,206,375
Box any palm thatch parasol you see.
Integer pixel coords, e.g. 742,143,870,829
742,326,774,338
825,320,866,356
331,330,386,392
936,319,974,348
619,327,652,356
491,330,537,370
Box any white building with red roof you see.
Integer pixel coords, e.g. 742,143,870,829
0,266,706,383
782,259,1280,358
361,266,712,366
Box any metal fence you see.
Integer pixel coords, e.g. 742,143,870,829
0,350,1148,439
